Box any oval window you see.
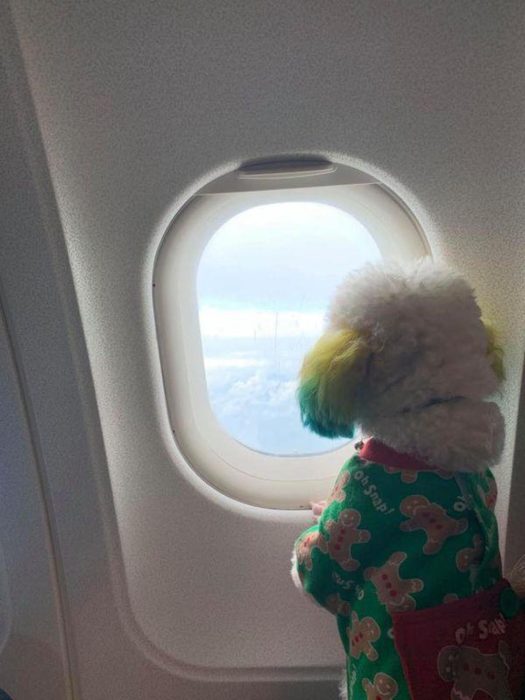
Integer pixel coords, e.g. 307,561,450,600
154,161,429,508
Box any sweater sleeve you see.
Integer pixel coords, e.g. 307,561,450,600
292,456,373,615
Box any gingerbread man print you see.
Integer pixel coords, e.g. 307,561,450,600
324,509,371,572
382,465,418,483
364,552,423,613
456,534,484,573
480,477,498,511
329,470,351,503
443,593,460,604
437,642,512,699
348,611,380,661
399,495,468,554
435,468,455,480
295,530,327,572
362,672,398,699
382,465,454,483
325,593,351,617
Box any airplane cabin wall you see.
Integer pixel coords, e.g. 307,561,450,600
1,2,524,698
0,54,70,698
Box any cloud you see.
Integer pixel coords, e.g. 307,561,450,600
197,201,381,312
204,357,268,369
205,346,347,455
199,307,324,339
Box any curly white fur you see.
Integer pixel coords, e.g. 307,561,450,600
327,260,504,471
290,552,305,593
339,673,347,699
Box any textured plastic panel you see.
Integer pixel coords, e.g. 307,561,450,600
2,1,524,698
0,47,70,700
0,311,70,699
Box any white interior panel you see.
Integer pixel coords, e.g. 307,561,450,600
0,49,71,700
1,2,524,698
0,310,70,700
0,56,70,692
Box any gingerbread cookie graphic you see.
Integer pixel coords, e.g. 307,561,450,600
348,611,380,661
382,465,418,483
325,593,351,617
362,672,398,699
480,477,498,511
435,468,455,480
324,509,371,572
399,495,468,554
443,593,460,604
456,534,484,573
382,465,454,483
295,530,327,572
364,552,423,613
329,471,351,502
437,641,512,699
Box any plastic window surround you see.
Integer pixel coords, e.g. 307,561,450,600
154,162,430,509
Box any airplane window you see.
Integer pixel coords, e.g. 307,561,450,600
197,202,380,456
154,162,428,508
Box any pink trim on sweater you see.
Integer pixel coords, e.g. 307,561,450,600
359,438,438,472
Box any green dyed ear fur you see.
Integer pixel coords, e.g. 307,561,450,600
297,329,370,438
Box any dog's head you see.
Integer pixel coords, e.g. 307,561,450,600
298,260,503,440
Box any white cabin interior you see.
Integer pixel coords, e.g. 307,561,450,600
0,3,524,698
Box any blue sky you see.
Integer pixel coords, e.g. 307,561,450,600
197,201,380,456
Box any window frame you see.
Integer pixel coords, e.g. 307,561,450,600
154,168,429,509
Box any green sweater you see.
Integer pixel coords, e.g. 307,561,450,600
293,445,502,699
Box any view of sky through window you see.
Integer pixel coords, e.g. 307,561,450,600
197,201,381,456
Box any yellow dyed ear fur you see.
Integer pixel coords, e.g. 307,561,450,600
297,328,370,438
483,319,505,382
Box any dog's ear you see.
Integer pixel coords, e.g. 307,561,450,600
297,328,370,438
482,319,505,382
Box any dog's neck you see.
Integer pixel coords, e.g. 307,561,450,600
360,398,504,472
